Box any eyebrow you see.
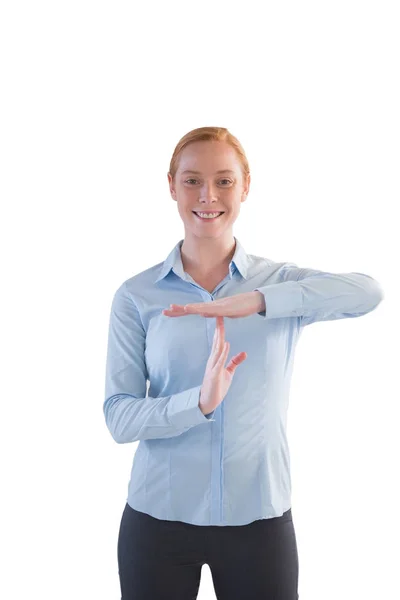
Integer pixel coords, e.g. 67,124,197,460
181,169,236,175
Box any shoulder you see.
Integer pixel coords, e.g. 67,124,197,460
113,261,162,297
246,251,298,279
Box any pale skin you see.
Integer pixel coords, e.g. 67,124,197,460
164,139,267,414
167,139,250,280
162,290,266,319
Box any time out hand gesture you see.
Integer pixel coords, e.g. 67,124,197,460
199,316,247,416
162,291,261,415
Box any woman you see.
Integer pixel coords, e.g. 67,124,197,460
103,126,384,599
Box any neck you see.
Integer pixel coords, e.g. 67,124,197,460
180,233,236,275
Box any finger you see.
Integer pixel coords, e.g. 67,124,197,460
213,322,219,350
218,315,225,345
226,351,247,373
162,307,187,317
215,315,223,336
215,322,222,355
216,341,230,369
162,303,186,313
208,325,222,370
216,318,224,353
209,323,219,364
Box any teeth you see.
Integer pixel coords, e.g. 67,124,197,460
195,212,222,219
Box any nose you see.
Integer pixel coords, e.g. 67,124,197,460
199,183,219,203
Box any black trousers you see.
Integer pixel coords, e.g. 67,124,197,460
117,502,299,599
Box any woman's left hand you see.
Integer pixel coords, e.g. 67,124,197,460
162,291,265,319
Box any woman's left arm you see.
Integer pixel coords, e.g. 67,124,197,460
253,263,384,326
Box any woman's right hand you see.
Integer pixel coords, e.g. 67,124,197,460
199,315,247,416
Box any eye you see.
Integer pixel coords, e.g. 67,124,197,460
184,178,233,185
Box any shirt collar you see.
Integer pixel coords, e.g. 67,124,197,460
154,236,250,284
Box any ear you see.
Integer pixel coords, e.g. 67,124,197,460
167,172,176,199
245,173,251,194
242,173,251,199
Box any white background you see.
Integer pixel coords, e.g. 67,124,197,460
1,1,398,598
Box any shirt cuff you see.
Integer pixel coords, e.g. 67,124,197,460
168,385,216,428
254,281,303,319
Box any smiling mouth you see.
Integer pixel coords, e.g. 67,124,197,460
192,212,225,220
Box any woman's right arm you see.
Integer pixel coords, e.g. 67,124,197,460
103,282,215,444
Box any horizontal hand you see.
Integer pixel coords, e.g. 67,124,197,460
162,291,265,319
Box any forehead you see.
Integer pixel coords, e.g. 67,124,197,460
177,141,241,174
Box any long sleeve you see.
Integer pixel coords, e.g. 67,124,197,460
254,263,384,326
103,282,215,444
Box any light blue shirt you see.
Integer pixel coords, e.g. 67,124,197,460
103,237,384,526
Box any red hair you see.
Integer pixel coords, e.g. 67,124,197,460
168,126,250,182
